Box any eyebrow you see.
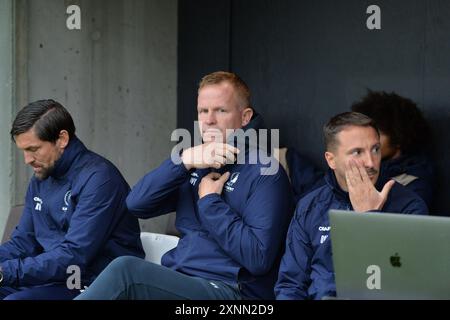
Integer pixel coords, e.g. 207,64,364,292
347,147,363,154
347,143,380,154
198,106,227,111
23,145,40,151
371,143,381,149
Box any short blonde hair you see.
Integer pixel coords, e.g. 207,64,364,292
198,71,251,109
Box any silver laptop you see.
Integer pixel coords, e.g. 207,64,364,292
329,210,450,300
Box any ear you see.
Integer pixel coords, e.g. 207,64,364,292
325,151,336,170
241,107,253,127
57,130,70,149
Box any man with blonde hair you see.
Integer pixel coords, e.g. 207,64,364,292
77,71,293,300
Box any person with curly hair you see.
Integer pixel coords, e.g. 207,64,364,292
351,90,435,209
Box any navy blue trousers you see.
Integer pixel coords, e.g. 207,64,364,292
0,283,81,300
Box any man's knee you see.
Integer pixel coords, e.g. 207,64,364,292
106,256,148,275
3,289,33,300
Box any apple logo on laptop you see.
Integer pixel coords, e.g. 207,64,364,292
390,253,402,267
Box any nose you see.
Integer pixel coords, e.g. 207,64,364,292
23,151,34,165
205,111,216,125
364,152,375,169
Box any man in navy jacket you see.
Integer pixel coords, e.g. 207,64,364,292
275,112,428,300
76,71,294,300
0,100,144,300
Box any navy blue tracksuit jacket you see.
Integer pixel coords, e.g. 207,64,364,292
379,154,435,210
275,170,429,300
0,137,144,287
126,132,294,299
285,148,324,203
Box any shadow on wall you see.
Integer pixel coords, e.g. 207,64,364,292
426,107,450,216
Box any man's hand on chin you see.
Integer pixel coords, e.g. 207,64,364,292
181,142,240,170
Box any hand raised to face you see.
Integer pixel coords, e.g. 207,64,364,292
182,142,240,171
345,159,395,212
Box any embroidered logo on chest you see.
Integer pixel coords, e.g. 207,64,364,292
320,235,329,244
34,197,43,211
318,226,331,244
190,172,199,186
62,190,72,212
225,172,240,192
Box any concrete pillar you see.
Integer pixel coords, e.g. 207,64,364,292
0,0,15,239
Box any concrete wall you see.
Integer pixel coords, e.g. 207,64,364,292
8,0,178,235
0,0,15,237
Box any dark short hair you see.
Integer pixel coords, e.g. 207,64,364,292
324,112,379,151
351,90,430,154
10,99,76,143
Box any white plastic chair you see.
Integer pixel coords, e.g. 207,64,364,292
140,232,180,265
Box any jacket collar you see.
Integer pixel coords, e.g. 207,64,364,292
381,153,433,180
324,169,350,202
50,136,87,179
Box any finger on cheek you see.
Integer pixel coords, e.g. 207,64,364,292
355,159,363,168
345,171,352,187
344,161,351,173
346,161,354,177
347,159,355,171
